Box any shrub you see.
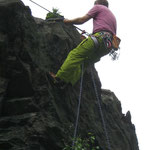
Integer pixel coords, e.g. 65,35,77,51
46,8,61,19
63,133,100,150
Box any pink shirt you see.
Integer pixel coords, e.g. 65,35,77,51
87,5,117,35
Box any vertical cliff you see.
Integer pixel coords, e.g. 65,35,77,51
0,0,139,150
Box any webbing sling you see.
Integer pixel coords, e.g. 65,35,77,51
90,35,99,48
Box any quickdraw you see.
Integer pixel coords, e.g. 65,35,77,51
90,31,121,60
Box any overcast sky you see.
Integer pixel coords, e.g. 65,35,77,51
21,0,150,149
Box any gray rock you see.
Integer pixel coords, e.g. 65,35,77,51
0,0,139,150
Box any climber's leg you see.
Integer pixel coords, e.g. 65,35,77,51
56,32,110,85
56,37,95,85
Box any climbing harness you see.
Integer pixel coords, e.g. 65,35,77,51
72,64,111,150
91,35,100,49
90,31,121,60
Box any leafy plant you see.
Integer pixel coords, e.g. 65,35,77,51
46,8,61,19
63,133,100,150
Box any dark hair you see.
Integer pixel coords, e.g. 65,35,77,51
94,0,109,7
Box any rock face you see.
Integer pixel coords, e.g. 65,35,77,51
0,0,139,150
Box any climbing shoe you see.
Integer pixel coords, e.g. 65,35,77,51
47,72,68,89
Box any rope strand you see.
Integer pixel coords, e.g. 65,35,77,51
72,65,111,150
91,67,111,150
72,63,84,148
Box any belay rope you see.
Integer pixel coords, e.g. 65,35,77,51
72,65,111,150
90,67,111,150
72,63,84,147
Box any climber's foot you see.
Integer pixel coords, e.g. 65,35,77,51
47,72,68,89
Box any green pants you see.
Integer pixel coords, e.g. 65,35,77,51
56,32,110,85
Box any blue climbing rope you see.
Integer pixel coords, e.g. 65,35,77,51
72,63,84,148
91,67,111,150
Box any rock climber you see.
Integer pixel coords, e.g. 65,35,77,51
49,0,119,89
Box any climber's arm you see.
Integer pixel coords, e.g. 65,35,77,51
64,15,91,25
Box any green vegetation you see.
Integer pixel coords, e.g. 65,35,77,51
46,8,61,19
63,133,100,150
